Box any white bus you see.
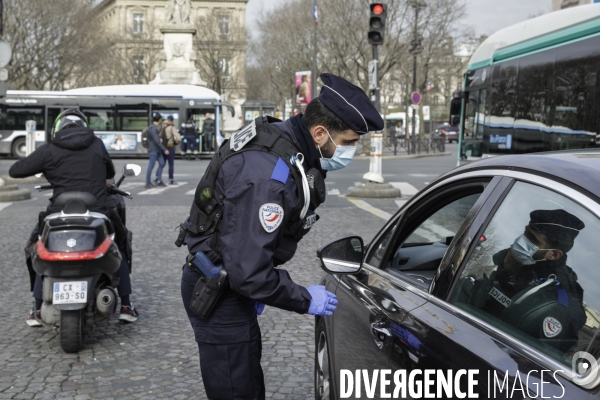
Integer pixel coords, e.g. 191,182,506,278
0,84,233,158
449,4,600,163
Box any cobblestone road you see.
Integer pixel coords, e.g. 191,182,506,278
0,202,385,400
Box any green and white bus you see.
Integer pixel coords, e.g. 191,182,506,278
0,84,233,158
450,4,600,164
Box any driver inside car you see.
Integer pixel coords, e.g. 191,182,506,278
460,209,586,353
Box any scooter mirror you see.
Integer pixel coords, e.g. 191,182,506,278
123,164,142,177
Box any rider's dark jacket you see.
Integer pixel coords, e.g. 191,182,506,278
9,126,115,215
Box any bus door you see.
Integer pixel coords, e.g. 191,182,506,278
463,89,486,159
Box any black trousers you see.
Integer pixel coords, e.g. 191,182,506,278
181,263,265,400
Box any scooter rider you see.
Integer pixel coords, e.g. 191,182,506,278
9,109,140,325
178,73,384,399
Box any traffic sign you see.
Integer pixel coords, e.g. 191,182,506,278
368,60,378,91
410,104,420,110
411,91,421,105
0,68,7,81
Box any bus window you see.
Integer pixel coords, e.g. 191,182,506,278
82,108,114,131
5,107,44,131
152,109,180,128
554,35,600,138
117,106,149,131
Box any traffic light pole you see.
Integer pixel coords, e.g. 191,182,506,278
349,2,400,197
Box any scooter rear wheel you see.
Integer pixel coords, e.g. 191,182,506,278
60,309,85,353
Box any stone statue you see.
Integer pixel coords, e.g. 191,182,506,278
166,0,191,25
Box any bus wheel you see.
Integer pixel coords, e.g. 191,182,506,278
12,138,26,159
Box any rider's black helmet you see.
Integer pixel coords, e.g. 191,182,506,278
52,109,88,134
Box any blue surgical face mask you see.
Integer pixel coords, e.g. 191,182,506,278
510,234,553,265
319,129,356,171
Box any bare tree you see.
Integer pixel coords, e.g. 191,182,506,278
3,0,109,90
193,10,246,95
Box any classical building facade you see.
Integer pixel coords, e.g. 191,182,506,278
93,0,247,132
552,0,595,10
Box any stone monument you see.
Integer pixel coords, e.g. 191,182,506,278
150,0,206,86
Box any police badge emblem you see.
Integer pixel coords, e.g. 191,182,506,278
259,203,284,233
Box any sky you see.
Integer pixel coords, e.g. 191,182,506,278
245,0,554,39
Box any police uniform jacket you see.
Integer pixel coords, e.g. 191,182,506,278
483,249,586,352
184,115,324,315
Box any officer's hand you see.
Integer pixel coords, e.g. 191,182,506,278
470,273,493,308
255,301,265,316
164,149,170,155
306,285,338,316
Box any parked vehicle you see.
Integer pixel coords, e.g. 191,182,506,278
32,164,141,353
314,150,600,399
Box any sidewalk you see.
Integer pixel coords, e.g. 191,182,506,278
354,138,452,160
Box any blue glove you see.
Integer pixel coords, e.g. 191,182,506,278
306,285,338,316
255,301,265,315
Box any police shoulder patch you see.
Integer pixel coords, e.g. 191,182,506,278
259,203,284,233
543,316,562,338
230,119,257,151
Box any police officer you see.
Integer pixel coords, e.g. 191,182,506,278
178,73,383,399
467,209,586,352
179,118,200,159
201,113,215,152
9,109,139,325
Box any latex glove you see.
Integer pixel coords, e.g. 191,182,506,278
255,301,265,316
306,285,338,316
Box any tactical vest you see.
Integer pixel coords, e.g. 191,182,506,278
177,116,323,264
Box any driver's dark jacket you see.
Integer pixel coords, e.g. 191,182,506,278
9,127,115,215
183,117,322,331
477,249,586,351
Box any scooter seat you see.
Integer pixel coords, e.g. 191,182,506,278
54,192,97,215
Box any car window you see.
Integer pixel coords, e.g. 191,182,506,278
404,193,480,245
367,189,482,289
450,181,600,371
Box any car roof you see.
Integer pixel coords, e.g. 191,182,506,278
449,149,600,199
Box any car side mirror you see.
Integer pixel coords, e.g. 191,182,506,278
317,235,364,274
123,164,142,177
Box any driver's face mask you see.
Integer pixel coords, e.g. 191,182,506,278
318,129,356,171
510,234,554,265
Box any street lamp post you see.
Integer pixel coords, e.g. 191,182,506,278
410,0,425,154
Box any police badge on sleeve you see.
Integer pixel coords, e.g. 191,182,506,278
259,203,284,233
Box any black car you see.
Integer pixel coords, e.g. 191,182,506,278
315,150,600,399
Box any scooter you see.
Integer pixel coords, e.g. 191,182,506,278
32,164,141,353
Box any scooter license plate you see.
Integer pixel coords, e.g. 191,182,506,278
53,282,88,305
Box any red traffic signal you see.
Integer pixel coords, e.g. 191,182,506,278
368,3,387,46
372,4,384,14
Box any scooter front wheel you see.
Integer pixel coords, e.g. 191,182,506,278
60,309,85,353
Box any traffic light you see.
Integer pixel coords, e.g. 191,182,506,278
368,3,387,46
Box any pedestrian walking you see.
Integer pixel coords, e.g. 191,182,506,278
145,113,169,188
161,115,181,185
177,73,383,399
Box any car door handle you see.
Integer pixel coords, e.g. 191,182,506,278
371,320,391,349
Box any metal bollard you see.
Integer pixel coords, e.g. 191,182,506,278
25,120,37,156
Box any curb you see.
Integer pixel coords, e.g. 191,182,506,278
0,175,48,185
0,188,31,202
355,152,452,161
0,184,19,192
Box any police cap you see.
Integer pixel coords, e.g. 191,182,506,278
529,209,585,243
319,73,384,135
